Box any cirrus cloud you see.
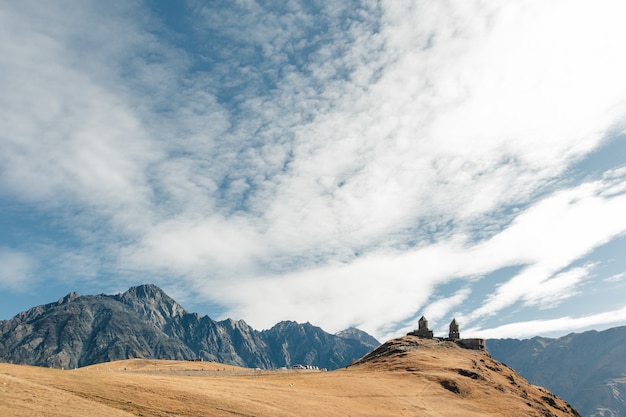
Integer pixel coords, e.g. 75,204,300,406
0,0,625,340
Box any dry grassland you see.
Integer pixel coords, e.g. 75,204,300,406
0,336,579,417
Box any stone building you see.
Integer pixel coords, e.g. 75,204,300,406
407,316,434,338
448,318,460,340
456,338,486,350
407,316,485,351
412,316,434,338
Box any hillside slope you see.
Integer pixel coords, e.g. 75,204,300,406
487,327,626,417
0,284,376,370
350,336,580,417
0,336,579,417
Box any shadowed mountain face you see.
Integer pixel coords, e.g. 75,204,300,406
261,321,377,370
487,327,626,417
0,285,378,370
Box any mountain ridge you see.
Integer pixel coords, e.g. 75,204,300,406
0,284,378,371
487,326,626,417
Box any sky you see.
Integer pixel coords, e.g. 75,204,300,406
1,0,626,342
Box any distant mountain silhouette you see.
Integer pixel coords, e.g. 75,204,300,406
488,327,626,417
0,284,378,370
335,327,380,350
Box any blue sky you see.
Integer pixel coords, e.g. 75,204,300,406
1,0,626,341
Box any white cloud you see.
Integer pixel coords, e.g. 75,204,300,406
469,178,626,321
1,0,626,341
0,1,160,234
213,174,626,340
120,214,267,277
604,272,626,283
520,265,593,309
421,288,472,334
0,248,37,291
239,0,626,267
473,306,626,339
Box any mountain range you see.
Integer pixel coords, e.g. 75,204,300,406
0,284,378,370
0,335,581,417
2,283,625,417
487,327,626,417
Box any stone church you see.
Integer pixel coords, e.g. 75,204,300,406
407,316,484,350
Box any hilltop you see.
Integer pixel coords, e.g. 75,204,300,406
0,335,579,416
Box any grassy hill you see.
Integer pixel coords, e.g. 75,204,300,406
0,336,579,417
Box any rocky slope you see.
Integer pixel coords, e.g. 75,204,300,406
0,284,377,370
487,327,626,417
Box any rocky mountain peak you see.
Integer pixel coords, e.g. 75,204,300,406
121,284,171,301
57,292,79,305
220,318,251,330
335,327,380,349
117,284,186,326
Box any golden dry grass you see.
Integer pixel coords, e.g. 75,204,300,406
0,337,579,417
